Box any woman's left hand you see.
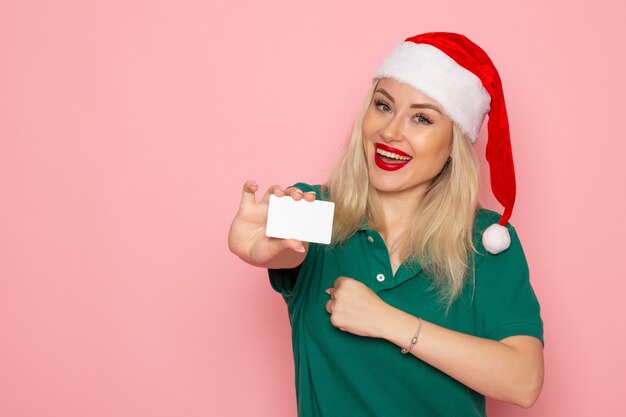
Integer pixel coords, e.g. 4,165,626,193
325,277,395,338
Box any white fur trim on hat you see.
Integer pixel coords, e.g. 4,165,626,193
482,223,511,254
372,42,491,143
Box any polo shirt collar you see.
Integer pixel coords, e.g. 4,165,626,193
355,219,425,288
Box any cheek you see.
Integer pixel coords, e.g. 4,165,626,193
361,111,377,139
362,103,390,136
412,137,448,157
410,133,452,167
361,114,379,153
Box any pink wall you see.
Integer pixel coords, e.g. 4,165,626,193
1,0,624,416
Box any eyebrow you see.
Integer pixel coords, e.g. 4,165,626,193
375,88,442,114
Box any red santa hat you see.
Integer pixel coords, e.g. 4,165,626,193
372,32,515,255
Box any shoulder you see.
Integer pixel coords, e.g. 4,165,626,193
472,208,522,257
471,210,533,306
473,208,510,232
470,211,543,345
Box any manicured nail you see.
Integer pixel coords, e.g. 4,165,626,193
305,191,316,195
325,288,331,294
294,246,305,253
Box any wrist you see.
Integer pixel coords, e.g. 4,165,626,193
376,304,407,340
380,308,424,352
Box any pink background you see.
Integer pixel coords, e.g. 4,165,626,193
1,0,625,416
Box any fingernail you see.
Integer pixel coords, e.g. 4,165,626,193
325,289,331,294
295,246,305,253
305,191,316,195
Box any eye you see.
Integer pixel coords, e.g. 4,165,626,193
375,99,433,125
413,114,433,125
374,100,391,113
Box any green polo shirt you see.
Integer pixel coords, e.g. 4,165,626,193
268,183,543,417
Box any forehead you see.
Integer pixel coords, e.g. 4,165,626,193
375,77,437,105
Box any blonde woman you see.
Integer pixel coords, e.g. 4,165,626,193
228,32,544,417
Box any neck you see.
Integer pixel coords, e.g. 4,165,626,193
375,184,428,247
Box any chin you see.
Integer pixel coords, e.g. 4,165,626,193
368,175,405,193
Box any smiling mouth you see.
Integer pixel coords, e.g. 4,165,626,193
375,148,412,162
374,143,413,171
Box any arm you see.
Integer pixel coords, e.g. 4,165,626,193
326,277,544,408
380,306,544,408
228,180,315,269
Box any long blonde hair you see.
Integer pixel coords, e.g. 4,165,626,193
322,79,481,312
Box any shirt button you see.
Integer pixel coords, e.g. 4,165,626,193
376,274,385,282
367,236,374,243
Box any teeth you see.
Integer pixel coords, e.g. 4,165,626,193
376,148,412,161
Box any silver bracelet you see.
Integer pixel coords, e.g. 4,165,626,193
401,317,422,354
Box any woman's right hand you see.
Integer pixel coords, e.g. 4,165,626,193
227,180,316,269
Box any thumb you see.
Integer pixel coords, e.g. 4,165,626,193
278,238,306,253
240,179,258,207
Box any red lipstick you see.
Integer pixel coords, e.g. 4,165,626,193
374,143,412,171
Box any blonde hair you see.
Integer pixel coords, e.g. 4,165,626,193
322,80,480,312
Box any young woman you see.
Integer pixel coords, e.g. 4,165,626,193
228,32,544,417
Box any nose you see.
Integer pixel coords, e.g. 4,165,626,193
380,113,406,143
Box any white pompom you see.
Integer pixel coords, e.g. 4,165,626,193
482,223,511,254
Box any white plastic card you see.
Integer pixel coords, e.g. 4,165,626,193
265,195,335,244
